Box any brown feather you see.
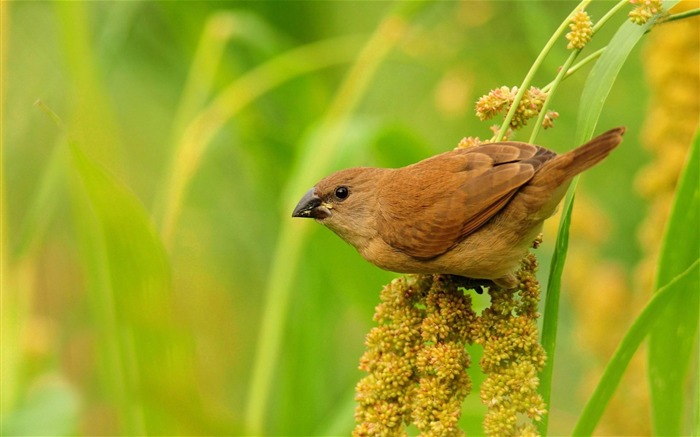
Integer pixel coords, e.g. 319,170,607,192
376,142,556,259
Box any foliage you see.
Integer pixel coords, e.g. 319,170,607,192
2,1,697,435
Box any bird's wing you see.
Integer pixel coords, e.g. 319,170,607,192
377,142,555,259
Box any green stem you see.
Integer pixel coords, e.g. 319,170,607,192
535,2,634,434
657,7,700,24
495,0,591,141
593,0,630,33
531,0,628,143
529,51,579,143
541,47,605,93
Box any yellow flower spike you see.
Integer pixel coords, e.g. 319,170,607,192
629,0,664,24
566,10,593,50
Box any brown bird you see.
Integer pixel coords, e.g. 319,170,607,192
292,127,625,288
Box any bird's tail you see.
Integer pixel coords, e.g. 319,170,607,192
550,127,626,178
517,127,625,221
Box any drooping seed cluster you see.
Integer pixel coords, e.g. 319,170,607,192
354,254,547,436
474,254,546,437
353,275,475,437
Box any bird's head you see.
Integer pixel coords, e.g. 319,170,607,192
292,167,385,246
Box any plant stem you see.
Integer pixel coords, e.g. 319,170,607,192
657,7,700,24
533,1,637,434
593,0,630,33
531,0,629,143
529,51,579,143
494,0,591,141
541,47,605,93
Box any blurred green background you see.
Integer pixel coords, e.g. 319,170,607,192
2,1,663,435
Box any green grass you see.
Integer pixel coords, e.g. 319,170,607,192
647,128,699,436
2,1,697,435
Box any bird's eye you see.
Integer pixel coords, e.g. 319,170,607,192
334,186,349,200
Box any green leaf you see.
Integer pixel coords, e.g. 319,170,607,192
539,4,679,434
575,0,680,142
68,143,201,435
648,127,700,435
571,259,700,436
538,187,575,435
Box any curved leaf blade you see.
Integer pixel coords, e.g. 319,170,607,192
540,3,679,434
572,260,700,436
648,127,700,435
69,143,201,434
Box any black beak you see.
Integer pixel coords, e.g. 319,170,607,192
292,188,324,218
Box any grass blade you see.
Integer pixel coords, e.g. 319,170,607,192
68,141,201,434
539,186,576,436
648,127,700,435
539,4,679,433
156,11,291,232
572,259,700,436
575,0,679,141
